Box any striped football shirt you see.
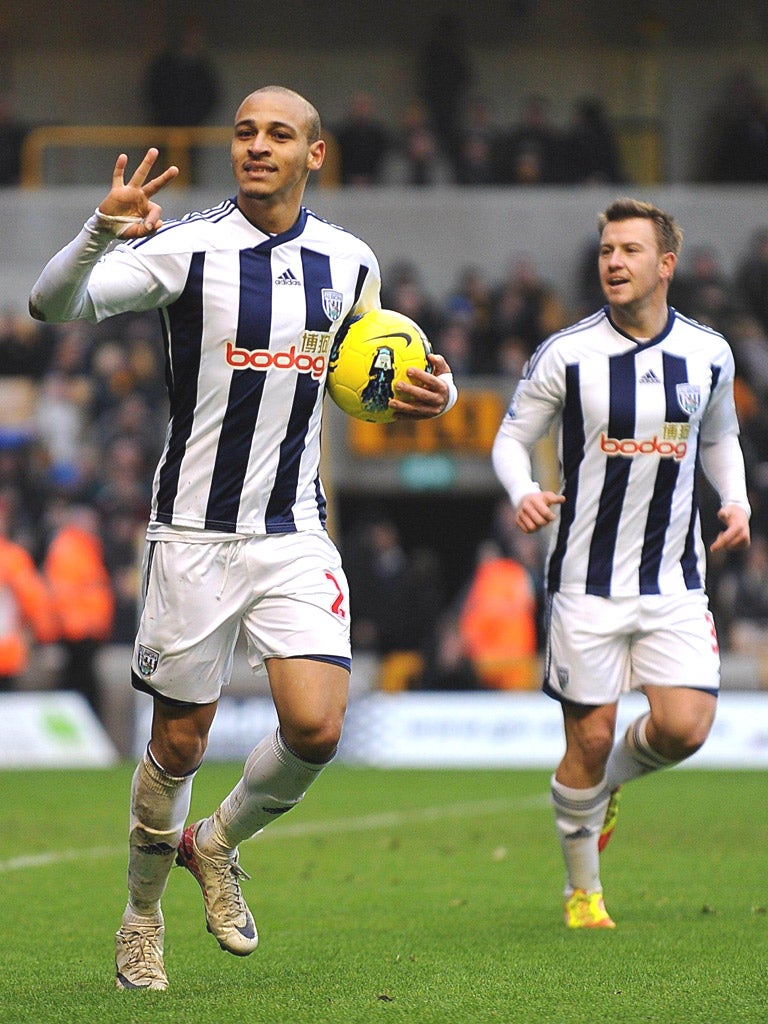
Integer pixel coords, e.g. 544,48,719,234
493,307,749,597
85,200,381,535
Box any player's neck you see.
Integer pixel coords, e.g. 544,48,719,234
609,298,669,342
236,193,302,236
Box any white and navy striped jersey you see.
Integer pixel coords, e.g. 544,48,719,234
492,307,750,597
85,200,381,535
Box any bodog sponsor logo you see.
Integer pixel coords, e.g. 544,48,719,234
600,432,688,460
226,341,327,380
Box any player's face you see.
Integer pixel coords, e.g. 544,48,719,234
231,91,325,209
598,218,676,312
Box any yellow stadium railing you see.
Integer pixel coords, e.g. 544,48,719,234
20,125,340,189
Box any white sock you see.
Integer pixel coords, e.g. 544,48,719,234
551,774,611,895
197,729,328,854
126,746,195,917
605,713,676,791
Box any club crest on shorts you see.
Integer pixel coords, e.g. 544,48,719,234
321,289,344,322
675,383,701,416
557,667,569,690
137,645,160,677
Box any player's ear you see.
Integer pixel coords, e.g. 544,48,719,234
307,139,325,172
660,250,676,281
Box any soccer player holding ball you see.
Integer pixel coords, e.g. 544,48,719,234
492,199,750,928
30,86,456,990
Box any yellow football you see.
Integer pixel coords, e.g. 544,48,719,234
327,309,433,423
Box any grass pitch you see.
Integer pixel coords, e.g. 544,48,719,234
0,764,765,1024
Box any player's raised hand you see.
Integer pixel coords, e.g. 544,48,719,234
95,148,179,238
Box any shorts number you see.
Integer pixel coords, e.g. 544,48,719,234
325,571,347,619
705,610,719,654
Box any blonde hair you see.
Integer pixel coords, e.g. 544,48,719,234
598,198,683,256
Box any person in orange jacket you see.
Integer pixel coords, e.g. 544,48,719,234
458,539,539,690
0,497,60,687
43,502,114,716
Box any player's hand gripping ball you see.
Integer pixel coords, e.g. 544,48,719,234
327,309,433,423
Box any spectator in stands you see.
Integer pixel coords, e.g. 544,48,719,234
495,95,562,184
489,256,568,360
33,322,94,490
734,226,768,334
0,91,28,186
705,68,768,183
415,13,472,175
124,321,169,409
0,309,52,379
496,334,530,380
572,236,606,320
0,495,59,688
561,97,623,184
431,320,474,377
726,354,768,539
715,534,768,656
420,606,480,691
344,514,446,690
729,314,768,402
345,516,418,654
88,339,135,421
93,436,154,521
455,129,496,185
141,17,222,183
35,371,89,486
668,245,735,333
442,266,497,373
384,101,454,185
0,449,49,557
43,502,114,717
101,509,143,644
455,96,500,185
444,265,493,334
381,260,443,340
457,537,539,690
142,18,221,129
334,91,390,186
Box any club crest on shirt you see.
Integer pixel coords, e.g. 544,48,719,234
321,289,344,322
137,645,160,677
675,383,701,416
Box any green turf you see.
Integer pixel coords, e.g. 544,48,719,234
0,764,765,1023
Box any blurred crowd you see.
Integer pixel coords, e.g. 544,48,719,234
3,221,768,708
2,27,768,188
331,59,768,188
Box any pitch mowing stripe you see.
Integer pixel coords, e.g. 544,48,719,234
0,794,547,874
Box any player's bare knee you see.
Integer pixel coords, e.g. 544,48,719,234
573,729,614,773
282,715,343,763
150,732,207,776
651,707,713,760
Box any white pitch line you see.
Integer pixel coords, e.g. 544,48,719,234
0,793,548,874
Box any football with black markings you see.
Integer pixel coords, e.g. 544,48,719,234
326,308,433,423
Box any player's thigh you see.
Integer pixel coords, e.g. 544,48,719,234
267,655,349,742
242,532,351,665
631,592,720,691
133,539,246,704
546,593,633,705
643,683,717,749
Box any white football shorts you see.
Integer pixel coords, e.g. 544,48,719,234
544,591,720,706
131,531,351,705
